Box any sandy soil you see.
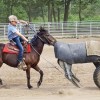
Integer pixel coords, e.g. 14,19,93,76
0,38,100,100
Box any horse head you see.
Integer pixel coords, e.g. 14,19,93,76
36,27,57,45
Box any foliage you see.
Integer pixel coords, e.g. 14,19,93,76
0,0,100,22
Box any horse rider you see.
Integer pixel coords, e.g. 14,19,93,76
8,15,29,70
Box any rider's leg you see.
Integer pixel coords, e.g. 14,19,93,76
12,36,24,62
19,37,24,42
12,36,26,70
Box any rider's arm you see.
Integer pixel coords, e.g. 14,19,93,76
16,31,28,42
18,20,28,24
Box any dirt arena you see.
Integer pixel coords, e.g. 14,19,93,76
0,38,100,100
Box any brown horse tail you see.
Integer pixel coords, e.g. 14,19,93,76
0,43,5,65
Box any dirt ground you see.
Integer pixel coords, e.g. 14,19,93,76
0,38,100,100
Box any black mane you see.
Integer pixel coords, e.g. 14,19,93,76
39,27,47,34
31,34,38,46
31,27,47,46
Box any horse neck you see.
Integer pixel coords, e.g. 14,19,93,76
31,37,44,55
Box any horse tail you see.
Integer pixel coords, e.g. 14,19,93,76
0,43,5,66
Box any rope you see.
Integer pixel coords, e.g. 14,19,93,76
30,43,63,74
27,25,63,74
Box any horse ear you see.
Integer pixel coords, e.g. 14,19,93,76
39,26,45,32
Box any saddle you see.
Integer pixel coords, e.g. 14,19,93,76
3,41,31,54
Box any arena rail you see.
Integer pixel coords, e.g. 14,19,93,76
0,21,100,41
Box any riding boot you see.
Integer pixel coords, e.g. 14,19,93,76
17,59,27,71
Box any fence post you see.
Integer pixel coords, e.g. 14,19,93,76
4,25,6,40
75,21,78,38
62,23,64,37
19,23,22,33
90,22,92,36
48,22,50,34
33,24,36,33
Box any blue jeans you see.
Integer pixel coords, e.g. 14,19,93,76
12,36,24,62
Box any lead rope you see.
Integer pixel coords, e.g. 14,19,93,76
30,43,63,74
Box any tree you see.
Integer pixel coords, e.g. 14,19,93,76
72,0,99,21
63,0,72,22
51,0,56,22
19,0,37,22
0,0,100,22
47,0,52,22
3,0,19,22
56,0,62,22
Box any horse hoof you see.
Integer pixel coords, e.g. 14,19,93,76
37,81,41,88
0,79,3,85
28,85,33,89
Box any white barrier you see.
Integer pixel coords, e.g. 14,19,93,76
0,21,100,40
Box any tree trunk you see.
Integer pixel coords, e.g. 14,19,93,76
79,0,82,21
28,14,31,22
28,11,32,22
52,2,56,22
27,1,32,22
57,7,60,22
48,0,52,22
41,6,45,22
63,0,71,22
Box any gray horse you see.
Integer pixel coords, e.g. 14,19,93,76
54,41,100,88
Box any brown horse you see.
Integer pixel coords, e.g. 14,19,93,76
0,27,56,89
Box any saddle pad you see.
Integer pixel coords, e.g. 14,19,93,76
86,40,100,56
3,43,31,54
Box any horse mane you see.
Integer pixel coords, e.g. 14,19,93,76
39,27,47,33
31,27,47,46
31,34,38,46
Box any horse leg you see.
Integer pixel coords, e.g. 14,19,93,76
0,78,2,85
93,62,100,68
26,65,33,89
58,59,80,87
58,59,72,79
64,62,81,87
32,65,43,88
64,62,80,82
0,59,3,85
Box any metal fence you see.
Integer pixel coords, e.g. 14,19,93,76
0,21,100,40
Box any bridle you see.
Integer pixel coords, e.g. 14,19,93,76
28,25,61,73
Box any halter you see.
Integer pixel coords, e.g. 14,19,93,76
29,25,48,44
30,32,49,46
37,34,45,43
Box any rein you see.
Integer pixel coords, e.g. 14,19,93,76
37,35,44,43
28,25,62,73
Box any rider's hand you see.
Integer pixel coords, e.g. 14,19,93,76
25,21,29,25
25,22,29,27
27,40,30,44
19,20,29,25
